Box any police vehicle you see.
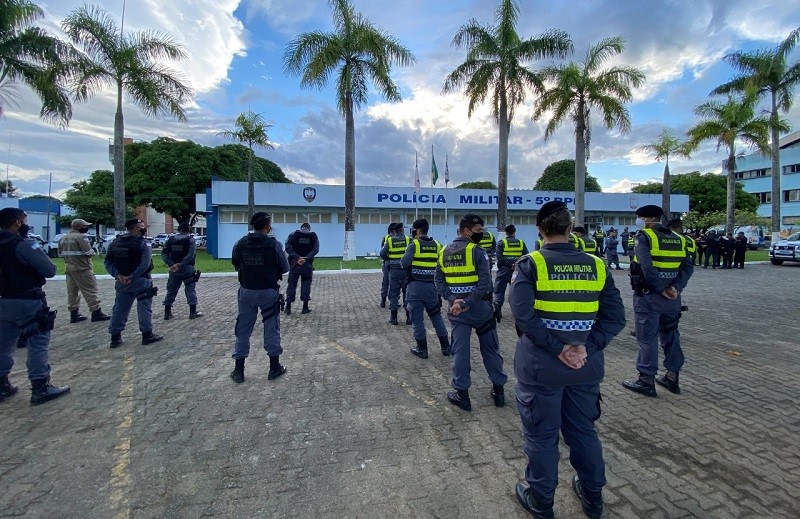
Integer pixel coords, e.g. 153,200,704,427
769,231,800,265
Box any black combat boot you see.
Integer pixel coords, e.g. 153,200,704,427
164,306,173,320
0,375,19,398
70,309,87,323
438,335,451,356
411,338,428,359
142,331,164,345
30,378,70,406
90,309,111,322
380,296,386,308
189,304,204,319
110,334,122,349
447,389,472,411
405,310,412,325
515,482,554,519
655,370,681,394
622,373,657,397
491,384,505,407
572,475,603,519
301,301,311,314
230,358,245,384
388,310,398,325
493,303,502,323
267,356,287,380
284,302,292,315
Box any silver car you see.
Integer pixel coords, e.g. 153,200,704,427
769,232,800,265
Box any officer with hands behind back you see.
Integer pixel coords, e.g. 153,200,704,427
493,224,528,322
510,200,625,519
380,222,411,325
105,218,163,348
284,222,319,315
229,212,290,384
0,208,70,405
162,222,203,320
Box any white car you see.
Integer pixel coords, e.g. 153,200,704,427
769,232,800,265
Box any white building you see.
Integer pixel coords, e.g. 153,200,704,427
198,181,690,259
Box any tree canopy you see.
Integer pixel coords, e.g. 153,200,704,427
534,159,602,192
632,171,758,214
62,169,122,234
457,181,498,189
0,179,19,197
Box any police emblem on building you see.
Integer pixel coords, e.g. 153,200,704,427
303,187,316,203
629,195,638,209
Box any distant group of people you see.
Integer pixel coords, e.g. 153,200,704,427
695,230,749,269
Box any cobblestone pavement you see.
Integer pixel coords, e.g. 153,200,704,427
1,263,799,518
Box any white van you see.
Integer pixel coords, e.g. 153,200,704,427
734,225,767,250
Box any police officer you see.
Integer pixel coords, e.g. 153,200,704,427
667,218,696,265
623,204,693,397
400,218,450,358
380,222,411,325
573,226,596,254
492,224,528,322
435,214,507,411
0,208,70,405
626,233,636,262
58,218,110,323
510,200,625,519
479,228,497,271
162,223,203,320
604,229,623,270
592,226,605,258
105,218,163,348
284,222,320,315
229,212,290,384
380,224,395,308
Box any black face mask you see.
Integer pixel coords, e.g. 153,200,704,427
79,227,90,233
139,228,147,236
470,231,484,244
18,224,30,237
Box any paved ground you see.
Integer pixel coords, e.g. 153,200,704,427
1,262,799,518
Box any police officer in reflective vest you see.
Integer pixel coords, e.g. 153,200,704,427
380,223,411,325
573,226,596,254
0,208,70,405
435,214,508,411
230,212,290,384
105,218,164,348
379,224,395,308
623,205,693,397
592,226,605,258
667,218,696,265
626,235,635,261
400,218,450,358
162,223,203,320
509,200,625,519
479,229,497,271
284,222,320,315
492,224,528,322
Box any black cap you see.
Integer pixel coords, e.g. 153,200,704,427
665,218,682,228
504,224,516,234
249,211,271,227
412,218,428,229
392,222,404,232
573,225,587,234
124,218,143,229
301,222,311,230
536,200,568,225
635,204,664,218
178,222,191,232
0,207,26,228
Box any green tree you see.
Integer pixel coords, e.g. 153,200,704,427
534,36,645,225
0,179,19,197
534,159,601,192
217,111,274,218
457,181,498,189
283,0,415,260
62,5,194,231
62,169,116,235
686,90,774,234
711,26,800,238
443,0,572,233
632,171,759,213
213,144,289,183
0,0,75,125
638,128,691,215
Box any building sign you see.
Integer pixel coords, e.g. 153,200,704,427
303,187,317,203
377,192,575,207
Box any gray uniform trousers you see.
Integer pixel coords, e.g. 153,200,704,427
406,280,448,341
0,298,51,380
380,262,389,299
387,267,408,311
633,292,684,376
109,277,154,335
492,263,514,306
163,265,198,306
286,262,313,303
448,299,508,390
233,287,282,359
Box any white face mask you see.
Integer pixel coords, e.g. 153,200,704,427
635,217,646,228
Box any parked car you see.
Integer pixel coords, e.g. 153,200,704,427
153,233,173,248
44,233,67,258
769,232,800,265
27,233,47,250
98,234,120,254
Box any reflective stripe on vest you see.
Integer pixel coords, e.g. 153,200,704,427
387,235,410,260
411,239,441,280
479,231,494,253
627,237,635,248
501,238,525,257
581,237,597,253
636,228,686,276
685,235,697,254
439,242,478,294
569,233,584,251
530,250,606,332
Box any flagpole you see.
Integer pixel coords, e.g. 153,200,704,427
414,152,418,219
430,145,434,226
445,154,449,243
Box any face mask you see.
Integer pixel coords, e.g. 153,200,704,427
139,228,147,236
18,224,30,237
80,227,90,233
470,231,484,244
635,218,646,228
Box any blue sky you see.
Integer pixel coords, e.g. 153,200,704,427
2,0,800,198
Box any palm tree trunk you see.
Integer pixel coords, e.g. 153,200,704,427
574,105,587,226
343,91,356,261
662,159,670,216
770,92,781,238
247,146,254,219
113,80,125,231
497,92,509,234
726,153,736,235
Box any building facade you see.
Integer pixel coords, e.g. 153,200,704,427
199,181,689,259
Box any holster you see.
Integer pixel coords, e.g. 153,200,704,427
136,285,158,301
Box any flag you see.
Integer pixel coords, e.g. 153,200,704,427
445,155,450,185
431,152,439,185
414,153,420,193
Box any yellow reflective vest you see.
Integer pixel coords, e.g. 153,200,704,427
439,242,479,294
410,238,442,281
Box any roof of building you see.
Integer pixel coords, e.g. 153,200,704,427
779,131,800,149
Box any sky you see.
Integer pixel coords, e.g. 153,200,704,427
2,0,800,199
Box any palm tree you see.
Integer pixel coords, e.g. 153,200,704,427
283,0,415,260
0,0,75,125
686,90,775,235
218,111,274,219
534,36,645,225
62,5,193,231
443,0,572,232
639,128,691,215
711,27,800,239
